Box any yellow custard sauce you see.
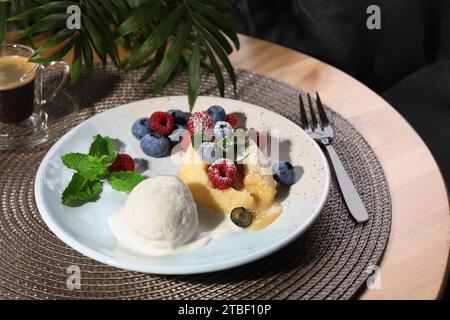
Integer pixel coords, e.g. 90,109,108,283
177,141,282,230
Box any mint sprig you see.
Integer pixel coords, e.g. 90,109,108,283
61,135,146,206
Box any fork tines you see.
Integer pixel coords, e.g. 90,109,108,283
315,93,330,127
299,92,330,131
299,94,311,132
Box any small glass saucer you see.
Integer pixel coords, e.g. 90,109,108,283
0,90,78,150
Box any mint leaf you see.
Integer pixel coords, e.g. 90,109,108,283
107,171,146,193
62,173,102,206
89,135,116,163
61,153,109,180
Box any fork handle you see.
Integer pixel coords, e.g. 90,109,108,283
325,144,369,223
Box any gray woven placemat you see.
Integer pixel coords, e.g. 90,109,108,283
0,63,391,300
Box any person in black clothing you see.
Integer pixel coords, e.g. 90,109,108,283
232,0,450,190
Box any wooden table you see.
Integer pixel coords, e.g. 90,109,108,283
7,31,450,299
229,35,450,300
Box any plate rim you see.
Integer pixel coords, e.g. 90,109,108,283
34,95,331,275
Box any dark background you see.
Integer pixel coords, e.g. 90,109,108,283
231,0,450,299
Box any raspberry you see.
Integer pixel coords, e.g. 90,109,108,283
148,112,174,135
226,114,237,128
187,112,213,134
207,158,236,189
110,154,135,172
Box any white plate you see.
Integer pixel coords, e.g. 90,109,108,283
35,96,330,274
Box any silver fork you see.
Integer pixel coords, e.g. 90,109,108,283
300,93,369,223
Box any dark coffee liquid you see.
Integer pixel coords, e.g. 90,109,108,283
0,56,37,124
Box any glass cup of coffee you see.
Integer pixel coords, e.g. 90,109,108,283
0,43,70,127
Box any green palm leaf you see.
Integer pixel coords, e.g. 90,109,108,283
201,34,225,97
35,29,74,54
5,0,239,110
80,29,94,77
70,38,82,85
152,21,190,93
139,42,167,82
188,37,200,108
187,0,240,50
8,1,76,21
0,2,7,44
123,5,185,70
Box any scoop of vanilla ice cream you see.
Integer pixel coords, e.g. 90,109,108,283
109,176,199,253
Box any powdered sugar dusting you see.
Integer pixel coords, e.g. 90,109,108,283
187,112,213,134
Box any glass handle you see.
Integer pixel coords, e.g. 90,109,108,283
39,61,70,105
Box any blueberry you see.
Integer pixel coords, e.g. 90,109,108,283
132,118,152,140
207,105,226,123
197,142,223,164
273,161,296,185
213,121,234,141
140,133,170,158
168,109,189,126
169,127,188,145
230,207,253,228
